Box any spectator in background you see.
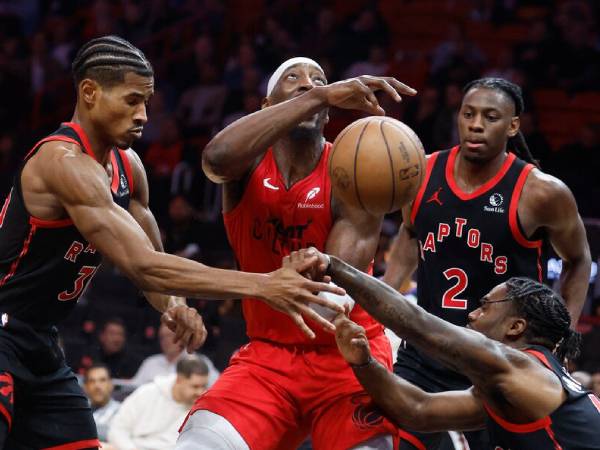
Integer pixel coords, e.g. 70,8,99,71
93,318,143,379
577,324,600,373
163,195,202,259
431,82,463,149
83,363,121,444
108,355,209,450
133,323,219,387
144,117,184,180
518,111,552,166
403,86,440,153
513,19,553,88
344,45,389,79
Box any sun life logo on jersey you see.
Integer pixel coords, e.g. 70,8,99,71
484,193,505,213
298,187,324,209
1,313,8,327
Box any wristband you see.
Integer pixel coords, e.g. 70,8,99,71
349,355,374,369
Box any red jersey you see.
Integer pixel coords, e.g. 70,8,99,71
224,143,384,345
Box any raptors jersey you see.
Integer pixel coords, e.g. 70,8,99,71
224,143,383,345
411,146,547,326
0,122,133,328
485,345,600,449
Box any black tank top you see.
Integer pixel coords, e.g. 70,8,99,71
0,122,133,328
403,146,549,388
485,345,600,449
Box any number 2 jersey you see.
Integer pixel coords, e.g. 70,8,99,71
402,146,548,389
0,122,133,328
224,143,384,345
485,345,600,449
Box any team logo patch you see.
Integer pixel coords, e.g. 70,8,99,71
426,187,443,206
484,193,505,213
0,372,14,405
350,393,384,429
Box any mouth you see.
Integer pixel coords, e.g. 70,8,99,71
464,139,486,150
129,128,143,138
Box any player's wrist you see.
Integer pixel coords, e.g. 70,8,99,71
349,354,375,369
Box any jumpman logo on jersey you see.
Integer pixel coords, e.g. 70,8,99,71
426,187,443,206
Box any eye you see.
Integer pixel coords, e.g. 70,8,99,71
313,77,326,85
487,115,499,122
463,111,473,118
286,73,297,80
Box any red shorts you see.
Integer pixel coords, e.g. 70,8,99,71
186,332,399,450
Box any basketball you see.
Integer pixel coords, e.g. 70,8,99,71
329,116,426,215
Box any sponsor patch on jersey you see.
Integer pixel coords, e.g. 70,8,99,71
484,193,505,213
298,186,324,209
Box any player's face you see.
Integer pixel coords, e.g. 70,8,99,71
176,373,209,405
93,72,154,149
264,63,329,136
84,367,113,407
458,88,520,164
467,283,516,342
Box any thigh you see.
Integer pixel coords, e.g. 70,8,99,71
191,342,308,450
177,410,250,450
10,366,98,449
309,334,398,450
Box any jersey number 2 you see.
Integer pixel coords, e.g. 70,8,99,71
442,268,468,309
58,266,98,301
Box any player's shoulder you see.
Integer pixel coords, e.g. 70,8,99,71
522,167,575,207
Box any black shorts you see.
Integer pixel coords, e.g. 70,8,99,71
394,343,488,450
0,315,98,449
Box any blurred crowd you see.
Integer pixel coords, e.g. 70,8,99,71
1,1,600,448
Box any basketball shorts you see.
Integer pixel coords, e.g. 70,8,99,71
0,315,98,449
186,332,413,450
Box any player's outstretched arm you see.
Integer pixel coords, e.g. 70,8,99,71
40,144,345,338
202,76,416,184
382,206,419,290
333,314,485,432
523,171,591,323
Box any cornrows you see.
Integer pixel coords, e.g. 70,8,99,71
505,277,581,361
463,78,539,168
71,35,153,86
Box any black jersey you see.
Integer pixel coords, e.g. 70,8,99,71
485,345,600,449
0,122,133,328
411,146,547,326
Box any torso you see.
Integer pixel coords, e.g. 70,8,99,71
223,143,383,345
484,346,600,449
0,122,133,328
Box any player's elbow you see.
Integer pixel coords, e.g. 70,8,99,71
202,141,235,183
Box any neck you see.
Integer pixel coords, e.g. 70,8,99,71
455,148,508,191
71,108,113,165
272,134,323,188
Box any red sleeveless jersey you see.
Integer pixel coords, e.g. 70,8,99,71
224,143,384,345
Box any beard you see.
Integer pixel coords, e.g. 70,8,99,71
289,110,328,141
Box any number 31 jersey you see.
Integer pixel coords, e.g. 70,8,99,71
0,122,133,328
411,146,547,326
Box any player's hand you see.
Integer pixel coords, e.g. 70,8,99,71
282,247,330,282
161,304,207,353
319,76,416,116
333,314,372,366
259,265,346,339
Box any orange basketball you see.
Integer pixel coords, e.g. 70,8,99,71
329,116,426,215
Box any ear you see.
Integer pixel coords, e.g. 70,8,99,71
508,116,520,138
506,316,527,338
261,96,271,110
80,79,100,108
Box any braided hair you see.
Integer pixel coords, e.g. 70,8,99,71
463,78,539,167
72,35,153,87
505,277,580,361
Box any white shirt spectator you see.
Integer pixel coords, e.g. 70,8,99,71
93,398,121,442
132,351,219,387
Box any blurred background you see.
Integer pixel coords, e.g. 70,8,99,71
1,0,599,405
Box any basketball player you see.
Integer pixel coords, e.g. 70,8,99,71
176,58,416,450
383,78,591,448
0,38,344,449
285,248,600,449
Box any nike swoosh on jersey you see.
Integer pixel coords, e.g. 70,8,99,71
263,178,279,190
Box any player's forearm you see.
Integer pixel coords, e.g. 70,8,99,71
328,256,496,375
560,252,592,324
382,226,418,289
128,251,265,300
202,88,328,183
352,358,436,430
142,292,185,313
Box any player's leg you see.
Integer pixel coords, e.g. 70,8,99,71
177,410,250,450
308,333,409,450
176,341,308,450
11,365,99,449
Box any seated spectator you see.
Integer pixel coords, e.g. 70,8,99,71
83,363,121,444
108,355,209,450
93,318,143,379
133,323,219,386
